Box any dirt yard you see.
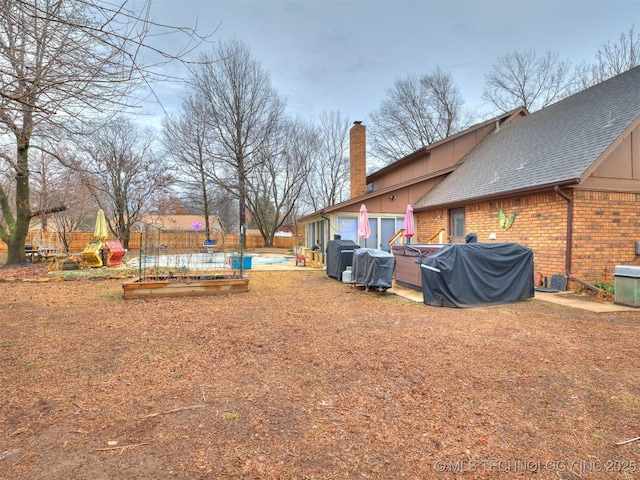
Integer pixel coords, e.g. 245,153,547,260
1,262,639,479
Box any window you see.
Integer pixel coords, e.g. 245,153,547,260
337,217,358,242
449,207,465,243
381,218,398,252
361,217,377,249
338,215,404,250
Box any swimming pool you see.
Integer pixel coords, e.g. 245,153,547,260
126,252,288,270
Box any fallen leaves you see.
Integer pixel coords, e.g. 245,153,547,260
0,269,639,478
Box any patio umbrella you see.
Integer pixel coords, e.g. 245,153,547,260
404,204,415,244
357,204,371,247
94,209,108,242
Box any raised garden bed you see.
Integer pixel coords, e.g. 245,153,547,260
122,275,249,299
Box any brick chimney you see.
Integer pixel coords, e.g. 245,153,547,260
350,121,366,198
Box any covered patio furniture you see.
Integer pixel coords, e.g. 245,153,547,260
420,243,534,308
352,248,396,291
326,239,360,280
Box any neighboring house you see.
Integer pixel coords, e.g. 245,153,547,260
414,65,640,288
277,214,304,236
26,207,87,251
137,214,225,236
301,109,527,253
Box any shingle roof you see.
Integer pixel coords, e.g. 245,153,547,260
414,66,640,209
139,215,223,231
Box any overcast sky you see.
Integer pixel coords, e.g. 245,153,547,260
143,0,638,125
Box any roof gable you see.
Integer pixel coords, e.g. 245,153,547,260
367,107,527,182
414,66,640,209
300,110,529,221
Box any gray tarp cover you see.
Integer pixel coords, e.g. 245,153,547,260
326,239,360,279
352,248,396,289
420,243,534,308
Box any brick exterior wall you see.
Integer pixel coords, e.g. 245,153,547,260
349,122,366,199
416,209,448,243
416,189,640,287
572,190,640,283
464,192,568,280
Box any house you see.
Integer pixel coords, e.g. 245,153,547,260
413,65,640,288
302,66,640,289
137,214,225,236
301,109,527,253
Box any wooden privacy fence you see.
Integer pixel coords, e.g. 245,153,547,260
1,231,303,253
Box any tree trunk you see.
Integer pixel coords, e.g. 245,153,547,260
202,175,211,241
120,228,130,250
239,162,247,251
263,235,275,248
5,138,31,265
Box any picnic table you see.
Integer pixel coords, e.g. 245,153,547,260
25,243,59,263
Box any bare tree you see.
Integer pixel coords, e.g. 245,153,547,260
29,150,94,252
0,0,207,265
162,91,219,239
246,119,315,247
163,91,238,236
77,118,175,249
573,25,640,91
482,50,572,113
299,110,350,213
153,191,191,216
368,67,468,164
189,39,286,249
208,191,237,235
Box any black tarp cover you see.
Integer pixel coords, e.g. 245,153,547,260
420,243,534,308
326,239,360,279
352,248,396,289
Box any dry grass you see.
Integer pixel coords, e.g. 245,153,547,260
0,266,639,479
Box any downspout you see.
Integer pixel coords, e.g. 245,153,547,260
554,186,600,293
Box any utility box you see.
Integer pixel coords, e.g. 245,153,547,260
232,254,253,270
614,265,640,307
